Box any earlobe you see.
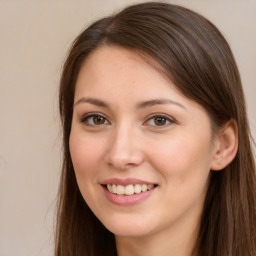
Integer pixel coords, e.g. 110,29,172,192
211,120,238,171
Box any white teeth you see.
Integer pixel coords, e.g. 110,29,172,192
117,185,125,195
107,184,112,192
106,184,155,195
147,184,154,190
141,184,148,192
134,184,142,194
112,184,117,194
125,184,134,195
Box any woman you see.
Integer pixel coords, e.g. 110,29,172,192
55,2,256,255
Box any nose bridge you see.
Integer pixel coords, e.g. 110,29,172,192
105,121,143,169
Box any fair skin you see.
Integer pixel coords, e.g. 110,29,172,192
69,46,238,256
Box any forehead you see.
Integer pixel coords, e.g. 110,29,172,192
78,46,158,84
75,45,183,100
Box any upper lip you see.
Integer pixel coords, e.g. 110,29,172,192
101,178,157,186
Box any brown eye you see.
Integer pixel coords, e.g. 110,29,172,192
81,114,109,126
154,116,167,126
93,115,106,125
145,114,174,127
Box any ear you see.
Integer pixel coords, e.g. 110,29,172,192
211,120,238,171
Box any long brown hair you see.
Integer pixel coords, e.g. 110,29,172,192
56,2,256,255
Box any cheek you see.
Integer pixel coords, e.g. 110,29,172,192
69,132,103,178
149,135,213,185
69,132,104,209
151,137,212,217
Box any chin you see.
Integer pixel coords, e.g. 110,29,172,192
108,226,151,238
101,214,156,238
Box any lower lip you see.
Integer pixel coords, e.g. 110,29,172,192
103,186,156,206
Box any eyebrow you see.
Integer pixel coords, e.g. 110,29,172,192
74,97,185,110
74,97,109,108
136,98,186,110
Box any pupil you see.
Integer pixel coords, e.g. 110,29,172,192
154,117,166,126
93,116,104,124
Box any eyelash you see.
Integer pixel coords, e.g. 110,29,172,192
80,113,110,126
80,113,175,127
144,114,175,127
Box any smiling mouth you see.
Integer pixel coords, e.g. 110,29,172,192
105,184,157,196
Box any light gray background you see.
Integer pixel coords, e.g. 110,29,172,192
0,1,255,255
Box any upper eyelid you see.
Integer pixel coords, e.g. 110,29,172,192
145,113,175,122
80,112,110,123
142,114,176,128
80,112,108,119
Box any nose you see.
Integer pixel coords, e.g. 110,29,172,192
104,124,144,170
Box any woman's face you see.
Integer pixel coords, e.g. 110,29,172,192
69,46,217,239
